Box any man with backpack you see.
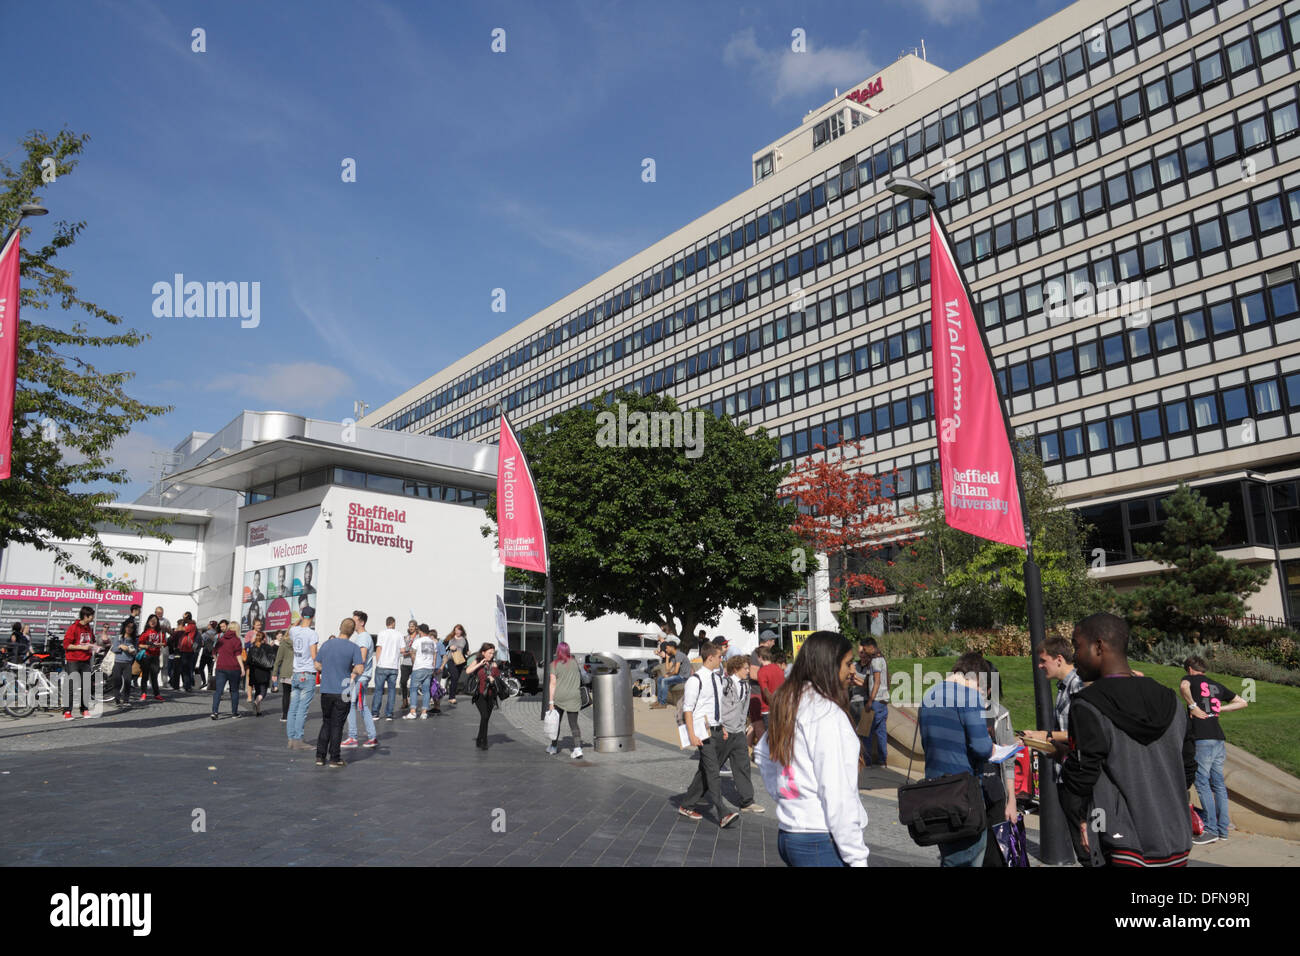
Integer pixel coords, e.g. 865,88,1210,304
1061,613,1196,867
673,641,740,829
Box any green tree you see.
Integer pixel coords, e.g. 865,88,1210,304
0,130,171,587
878,443,1104,630
482,390,811,641
1120,482,1268,646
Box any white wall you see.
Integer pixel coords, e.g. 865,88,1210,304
561,606,751,656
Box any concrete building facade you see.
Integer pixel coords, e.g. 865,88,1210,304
364,0,1300,627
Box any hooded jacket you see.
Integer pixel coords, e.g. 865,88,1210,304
756,687,869,866
1060,675,1196,867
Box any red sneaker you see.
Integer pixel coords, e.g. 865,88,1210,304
139,693,147,701
62,711,74,721
153,695,164,701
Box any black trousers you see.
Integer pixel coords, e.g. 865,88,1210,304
317,694,350,760
139,657,161,696
180,652,196,691
195,652,212,687
168,653,182,689
475,694,494,747
62,660,93,714
399,664,412,704
717,727,756,808
109,661,134,703
281,678,293,718
446,663,464,700
681,727,732,819
550,707,583,749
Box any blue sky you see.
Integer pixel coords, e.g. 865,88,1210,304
4,0,1071,499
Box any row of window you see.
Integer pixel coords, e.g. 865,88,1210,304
385,0,1286,433
568,177,1300,441
1037,373,1296,465
453,92,1299,437
246,467,489,508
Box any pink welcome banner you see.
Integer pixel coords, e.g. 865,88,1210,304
0,231,20,480
929,211,1026,549
497,413,549,574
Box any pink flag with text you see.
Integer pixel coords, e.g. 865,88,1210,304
0,231,20,481
928,211,1026,549
497,413,549,574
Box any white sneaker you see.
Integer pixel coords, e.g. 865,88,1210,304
403,712,417,720
546,745,558,755
419,711,428,720
571,747,584,759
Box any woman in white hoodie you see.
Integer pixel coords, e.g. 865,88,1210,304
756,630,869,867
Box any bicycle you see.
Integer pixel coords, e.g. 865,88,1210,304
2,659,59,718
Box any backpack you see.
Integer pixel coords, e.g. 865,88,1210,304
180,630,194,653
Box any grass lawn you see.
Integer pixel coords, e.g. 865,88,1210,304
888,656,1300,780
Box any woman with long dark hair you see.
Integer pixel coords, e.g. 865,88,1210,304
464,642,500,750
245,626,274,715
756,630,869,867
443,624,469,705
138,614,166,701
546,641,584,759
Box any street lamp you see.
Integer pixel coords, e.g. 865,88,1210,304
4,203,48,243
888,173,1074,866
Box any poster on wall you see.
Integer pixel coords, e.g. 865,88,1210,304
241,558,318,634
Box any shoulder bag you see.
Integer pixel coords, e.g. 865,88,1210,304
896,713,987,846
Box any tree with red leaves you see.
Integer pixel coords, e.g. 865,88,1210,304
785,439,898,640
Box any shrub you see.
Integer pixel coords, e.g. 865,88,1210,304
1143,638,1214,669
1209,646,1300,688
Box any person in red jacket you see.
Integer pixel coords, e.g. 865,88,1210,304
62,606,98,720
178,613,199,692
138,614,166,701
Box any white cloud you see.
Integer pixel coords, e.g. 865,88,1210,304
202,361,350,412
491,197,647,269
723,27,878,104
107,429,178,490
910,0,983,25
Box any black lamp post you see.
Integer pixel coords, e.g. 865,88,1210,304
887,175,1074,866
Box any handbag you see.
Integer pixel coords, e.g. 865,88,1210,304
493,674,511,699
543,708,561,740
993,814,1030,867
451,650,467,667
100,653,115,676
131,661,142,677
580,685,593,710
896,715,987,846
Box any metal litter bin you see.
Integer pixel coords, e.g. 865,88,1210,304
590,652,635,753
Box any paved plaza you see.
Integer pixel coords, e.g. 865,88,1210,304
3,688,1290,867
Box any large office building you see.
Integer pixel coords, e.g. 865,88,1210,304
366,0,1300,629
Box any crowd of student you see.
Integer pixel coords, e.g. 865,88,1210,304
21,604,1247,868
655,615,1246,869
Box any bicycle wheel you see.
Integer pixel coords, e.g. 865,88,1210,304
2,673,35,718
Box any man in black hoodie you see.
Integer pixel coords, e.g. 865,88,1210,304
1060,613,1196,867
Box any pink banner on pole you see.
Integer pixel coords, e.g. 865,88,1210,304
0,231,19,481
497,413,549,574
929,211,1026,549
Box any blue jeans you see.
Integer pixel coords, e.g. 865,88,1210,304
287,671,316,740
347,677,377,740
410,668,434,711
777,831,849,867
938,829,986,867
1194,739,1231,837
657,674,687,705
868,697,889,764
372,668,398,718
211,669,241,715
